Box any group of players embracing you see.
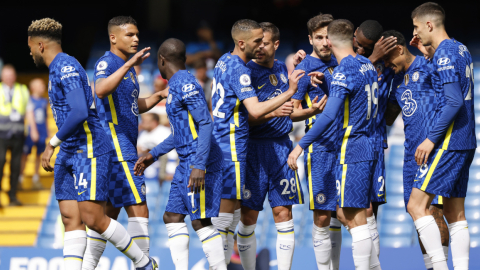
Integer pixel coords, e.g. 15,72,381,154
26,1,474,269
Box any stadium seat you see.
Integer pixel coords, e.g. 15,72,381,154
37,236,58,249
381,236,412,248
466,209,480,222
380,222,414,237
39,221,57,237
381,209,410,223
383,195,405,209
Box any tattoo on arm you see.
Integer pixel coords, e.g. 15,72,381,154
385,102,402,126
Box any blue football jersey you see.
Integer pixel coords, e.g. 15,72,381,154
292,55,338,152
431,39,476,150
166,70,223,172
48,53,111,157
389,57,437,160
246,60,293,139
330,55,378,164
212,52,258,161
374,62,395,149
94,51,140,162
27,96,48,139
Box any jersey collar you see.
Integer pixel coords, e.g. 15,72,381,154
49,52,67,71
228,51,248,66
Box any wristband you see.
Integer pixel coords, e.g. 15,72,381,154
49,134,62,147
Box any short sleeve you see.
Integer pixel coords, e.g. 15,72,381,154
93,58,114,81
26,99,34,112
329,65,352,100
433,44,459,85
57,60,83,95
180,80,208,112
231,67,257,101
292,66,310,101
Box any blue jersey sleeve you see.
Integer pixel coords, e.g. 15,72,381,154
150,134,175,161
94,58,115,80
231,67,257,101
434,46,459,85
292,67,310,101
329,66,353,99
55,87,89,141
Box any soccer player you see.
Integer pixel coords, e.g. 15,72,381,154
210,19,304,268
27,18,156,270
82,16,166,270
408,3,476,270
290,14,338,270
240,22,304,270
382,30,450,270
134,38,227,270
288,19,380,270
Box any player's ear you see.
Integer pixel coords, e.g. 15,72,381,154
38,41,44,53
327,39,332,48
308,35,313,45
426,21,433,32
274,40,280,51
110,33,116,45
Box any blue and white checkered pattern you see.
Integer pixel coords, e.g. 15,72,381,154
220,159,245,200
108,160,146,207
375,62,395,150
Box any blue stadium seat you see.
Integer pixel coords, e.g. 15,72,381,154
39,221,57,237
465,209,480,222
146,180,160,195
386,170,403,183
383,195,405,209
388,182,404,195
465,196,480,208
46,208,60,221
381,236,412,248
37,236,57,249
117,209,128,222
380,222,414,237
381,209,409,223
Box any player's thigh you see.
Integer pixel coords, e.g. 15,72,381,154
54,152,76,201
267,140,304,209
414,149,473,198
371,151,387,205
306,151,337,212
442,197,467,223
336,160,374,209
108,160,146,208
221,158,246,200
187,169,223,221
58,200,84,231
165,169,189,218
73,153,111,202
402,159,417,212
243,143,269,211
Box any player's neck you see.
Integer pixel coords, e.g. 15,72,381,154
253,58,274,69
332,47,356,64
110,46,130,62
232,46,250,64
404,53,416,72
431,29,450,50
45,46,63,68
165,64,186,80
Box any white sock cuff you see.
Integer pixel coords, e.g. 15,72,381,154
196,225,218,242
212,213,234,233
238,221,256,236
448,220,468,236
64,230,87,241
312,225,330,239
414,215,435,233
229,209,241,232
429,248,447,263
443,246,449,260
330,217,342,227
350,225,371,243
128,217,149,224
367,215,376,225
166,222,189,238
275,219,294,233
101,218,117,239
423,253,433,269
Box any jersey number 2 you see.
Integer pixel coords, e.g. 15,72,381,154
465,63,474,100
212,78,225,118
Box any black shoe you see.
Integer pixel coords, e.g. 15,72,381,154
9,199,22,206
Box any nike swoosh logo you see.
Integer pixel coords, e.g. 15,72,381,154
78,190,86,195
258,83,266,89
289,195,296,199
192,209,198,214
124,77,128,80
377,193,384,197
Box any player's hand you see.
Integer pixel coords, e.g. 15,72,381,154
369,36,397,64
415,138,435,166
126,47,151,68
188,168,206,194
312,95,328,112
410,36,432,59
293,50,307,67
31,130,40,143
134,153,155,176
41,144,55,172
308,72,325,87
288,69,306,94
273,101,294,118
287,145,304,171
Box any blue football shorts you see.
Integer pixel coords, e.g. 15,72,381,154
108,160,146,208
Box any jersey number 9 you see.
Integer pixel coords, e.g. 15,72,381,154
365,82,379,120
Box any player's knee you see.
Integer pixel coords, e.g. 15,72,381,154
191,218,213,231
272,207,292,223
163,212,184,224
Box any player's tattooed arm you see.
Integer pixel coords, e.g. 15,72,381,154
95,47,151,99
290,96,327,122
248,101,294,126
244,70,305,119
138,86,169,114
369,36,397,65
385,102,402,126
